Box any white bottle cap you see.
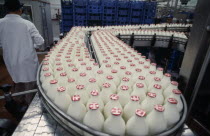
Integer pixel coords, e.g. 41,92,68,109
154,77,161,81
71,95,80,101
154,105,165,112
153,84,162,89
50,79,58,84
103,83,111,88
76,85,85,90
138,76,145,80
89,78,96,83
149,71,156,74
167,98,178,104
125,71,132,75
91,90,99,96
131,96,140,101
136,83,144,88
106,75,114,80
164,73,171,77
60,72,67,76
110,94,119,100
122,77,130,82
147,92,156,98
57,87,66,92
44,73,51,77
111,107,122,116
135,109,146,117
42,67,49,71
171,81,178,86
172,89,182,94
120,85,129,91
89,102,99,110
80,73,87,77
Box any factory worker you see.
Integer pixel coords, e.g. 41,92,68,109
0,0,44,105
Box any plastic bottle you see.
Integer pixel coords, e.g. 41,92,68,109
118,85,130,107
86,90,104,112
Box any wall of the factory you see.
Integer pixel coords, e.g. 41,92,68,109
49,0,61,41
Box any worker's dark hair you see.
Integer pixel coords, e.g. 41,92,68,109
4,0,24,12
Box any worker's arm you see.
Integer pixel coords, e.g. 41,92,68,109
29,22,44,48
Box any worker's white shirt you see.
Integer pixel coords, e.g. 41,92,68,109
0,14,44,83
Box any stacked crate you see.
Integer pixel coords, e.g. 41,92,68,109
117,0,131,25
73,0,88,26
102,0,117,26
130,1,145,24
87,0,102,26
61,0,73,33
143,1,157,24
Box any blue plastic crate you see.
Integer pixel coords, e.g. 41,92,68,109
61,0,72,6
118,17,129,22
62,9,73,14
63,20,73,26
131,18,141,23
117,1,130,8
73,0,87,6
63,15,73,20
74,20,87,25
144,19,154,24
102,1,117,7
118,10,129,16
88,5,102,14
63,26,72,32
74,15,87,20
103,8,116,14
102,15,115,21
88,15,101,20
102,21,116,26
74,7,87,14
130,1,144,9
131,11,143,16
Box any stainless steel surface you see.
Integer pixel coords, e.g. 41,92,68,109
12,94,193,136
179,0,210,104
0,89,38,100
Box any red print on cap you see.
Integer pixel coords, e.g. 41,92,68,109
111,107,122,116
44,73,51,77
171,81,178,86
172,89,182,94
91,90,99,96
154,105,165,112
136,83,144,88
89,78,96,83
154,77,161,81
136,109,146,117
60,72,67,76
147,92,156,98
68,78,75,83
120,85,129,91
153,84,162,89
138,76,145,80
131,96,140,101
72,95,80,101
135,68,142,72
57,87,66,92
110,94,119,100
89,102,99,110
76,85,85,90
50,79,58,84
167,98,178,104
164,73,171,77
103,83,111,88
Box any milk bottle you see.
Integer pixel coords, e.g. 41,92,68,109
126,109,149,136
161,73,171,89
104,94,122,119
86,90,104,112
54,87,71,112
147,105,167,135
83,103,104,136
103,107,126,135
150,84,164,104
148,77,161,91
118,85,130,107
141,92,159,113
164,98,180,127
86,78,100,94
164,81,179,98
166,89,183,112
74,85,89,105
132,83,147,102
123,96,141,122
101,83,114,104
46,79,59,101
